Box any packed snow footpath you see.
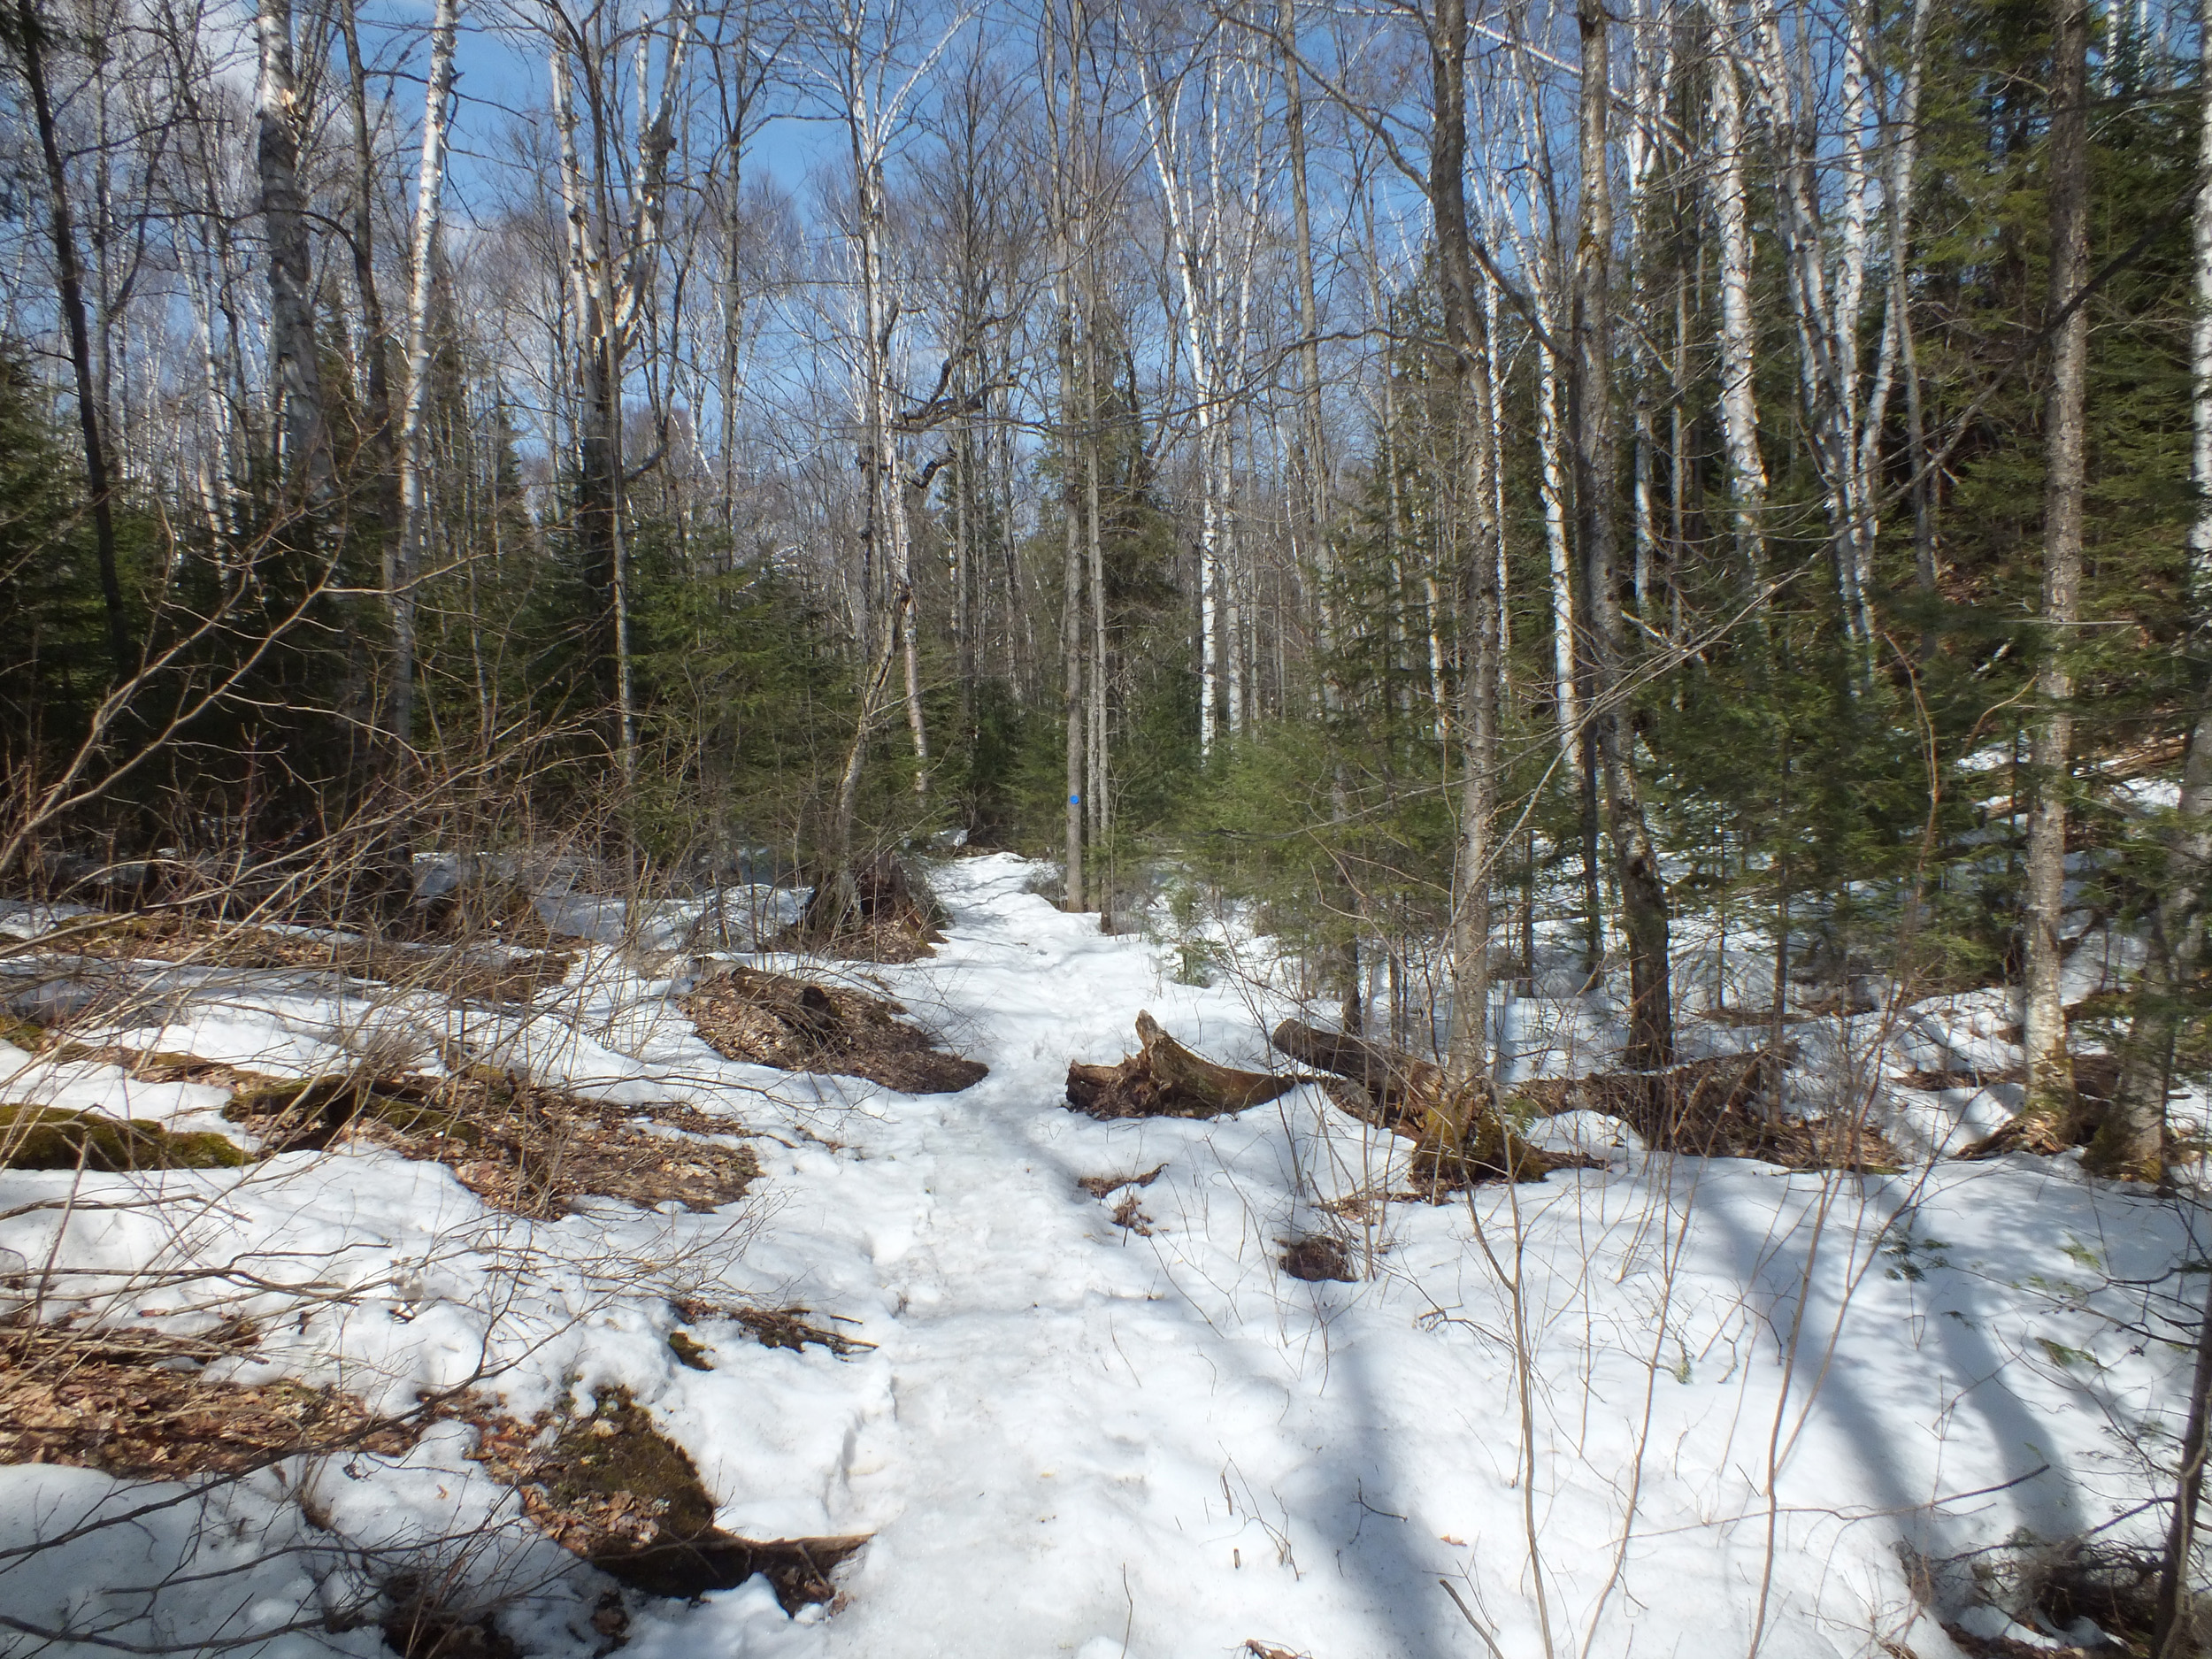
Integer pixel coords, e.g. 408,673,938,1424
0,852,2198,1658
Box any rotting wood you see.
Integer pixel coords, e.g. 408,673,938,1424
1065,1011,1296,1119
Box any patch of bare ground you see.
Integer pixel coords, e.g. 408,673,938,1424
777,855,945,963
1510,1048,1903,1172
667,1300,876,1359
1077,1164,1166,1198
222,1071,761,1217
21,911,574,1004
460,1390,867,1609
684,966,987,1094
1278,1234,1356,1283
11,1033,762,1215
0,1317,417,1479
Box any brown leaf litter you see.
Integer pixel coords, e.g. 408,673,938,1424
685,966,987,1094
221,1069,761,1217
460,1389,867,1609
667,1300,876,1359
0,1317,416,1480
28,910,573,1005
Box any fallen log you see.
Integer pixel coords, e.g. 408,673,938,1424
1269,1018,1584,1187
1066,1011,1298,1119
1270,1018,1443,1127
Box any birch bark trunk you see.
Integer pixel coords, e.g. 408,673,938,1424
389,0,460,758
1707,12,1767,601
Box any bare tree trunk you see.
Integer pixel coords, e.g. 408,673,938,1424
335,0,396,534
1427,0,1500,1094
1707,12,1767,602
14,0,131,680
2023,0,2089,1120
1577,0,1673,1071
255,0,332,506
390,0,459,759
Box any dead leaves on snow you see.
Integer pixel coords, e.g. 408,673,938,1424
684,966,987,1094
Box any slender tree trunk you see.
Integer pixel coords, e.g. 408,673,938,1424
14,0,131,680
1708,14,1768,603
335,0,396,534
390,0,459,759
2023,0,2089,1119
255,0,332,506
1577,0,1673,1071
1429,0,1501,1097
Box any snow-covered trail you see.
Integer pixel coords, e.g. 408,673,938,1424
0,851,2191,1659
621,854,2187,1659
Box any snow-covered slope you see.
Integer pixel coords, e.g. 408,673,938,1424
0,852,2194,1658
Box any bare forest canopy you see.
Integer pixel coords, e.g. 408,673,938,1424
2,0,2208,1162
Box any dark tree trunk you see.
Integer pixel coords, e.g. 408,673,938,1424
16,0,131,682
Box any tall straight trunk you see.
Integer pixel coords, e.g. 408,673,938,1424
1062,333,1086,912
550,45,618,728
1576,0,1674,1071
15,0,130,680
1054,2,1086,911
1136,48,1227,755
2107,15,2212,1187
1083,288,1109,921
1429,0,1501,1095
255,0,331,505
1538,331,1578,760
335,0,396,534
1707,16,1767,601
389,0,459,757
2023,0,2089,1118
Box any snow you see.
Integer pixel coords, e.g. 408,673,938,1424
0,851,2200,1657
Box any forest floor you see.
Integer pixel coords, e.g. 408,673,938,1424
0,852,2197,1658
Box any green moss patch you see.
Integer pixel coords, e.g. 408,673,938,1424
0,1103,245,1171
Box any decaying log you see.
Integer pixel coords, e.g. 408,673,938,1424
1270,1018,1444,1128
1269,1018,1582,1187
1066,1011,1298,1119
